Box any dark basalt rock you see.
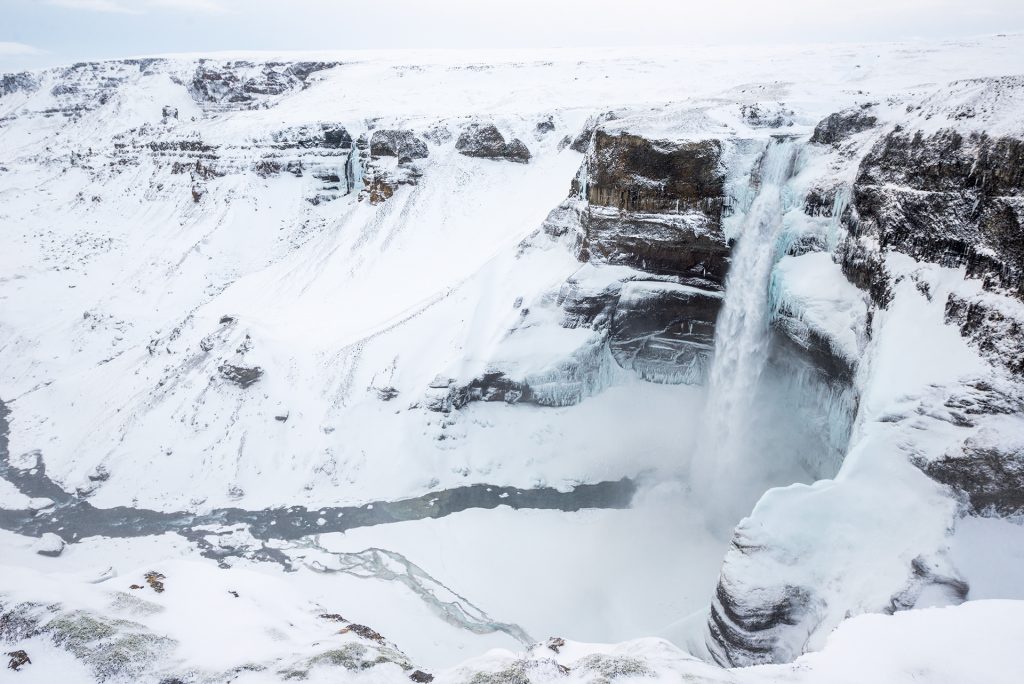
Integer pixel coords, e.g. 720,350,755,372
803,183,846,218
570,112,616,153
455,123,531,163
342,623,386,643
502,138,532,163
837,236,891,308
810,109,877,145
574,131,729,286
922,444,1024,515
945,293,1024,376
580,207,730,286
466,372,533,404
707,577,814,666
584,131,725,215
370,129,429,161
218,363,263,388
535,116,555,134
850,129,1024,297
608,282,721,383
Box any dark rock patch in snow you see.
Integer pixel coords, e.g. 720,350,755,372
456,124,531,163
218,363,263,388
809,108,877,145
370,129,429,161
921,444,1024,516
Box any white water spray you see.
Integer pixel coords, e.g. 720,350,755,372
692,138,799,519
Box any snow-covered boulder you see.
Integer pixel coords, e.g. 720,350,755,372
32,533,65,557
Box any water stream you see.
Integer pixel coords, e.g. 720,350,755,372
692,137,799,521
0,398,634,644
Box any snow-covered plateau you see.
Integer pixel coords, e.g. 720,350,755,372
1,35,1023,683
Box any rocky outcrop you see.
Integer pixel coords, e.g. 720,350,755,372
189,60,337,110
707,577,814,666
810,108,877,145
923,444,1024,515
577,132,728,287
218,363,263,388
850,128,1024,298
456,124,531,163
370,129,429,161
609,282,722,383
740,103,795,129
581,207,730,286
945,292,1024,376
560,131,729,384
583,131,725,217
0,72,39,97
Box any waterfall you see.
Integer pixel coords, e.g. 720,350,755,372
692,137,799,523
344,141,364,195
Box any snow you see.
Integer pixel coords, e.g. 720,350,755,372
447,600,1024,684
2,32,1024,683
31,532,64,557
771,251,868,364
0,477,31,508
317,482,728,650
3,527,1022,683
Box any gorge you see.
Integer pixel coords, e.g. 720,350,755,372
0,35,1023,684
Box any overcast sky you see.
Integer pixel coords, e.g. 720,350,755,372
2,0,1023,71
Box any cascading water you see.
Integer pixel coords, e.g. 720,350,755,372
692,137,799,523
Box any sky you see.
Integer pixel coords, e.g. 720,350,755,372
2,0,1024,71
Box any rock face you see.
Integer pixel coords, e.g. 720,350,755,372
945,293,1024,376
456,123,531,163
851,128,1024,298
433,128,732,410
609,282,722,383
570,131,729,384
578,132,727,283
844,111,1024,376
809,108,877,145
370,129,429,161
583,131,725,217
923,444,1024,515
361,132,425,205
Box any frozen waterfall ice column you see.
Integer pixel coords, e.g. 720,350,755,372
345,138,364,195
692,137,799,524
